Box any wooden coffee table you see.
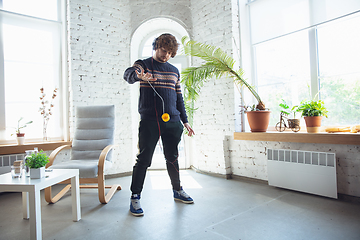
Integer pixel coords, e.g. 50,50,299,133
0,169,81,240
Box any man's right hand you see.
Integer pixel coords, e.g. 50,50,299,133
136,68,156,82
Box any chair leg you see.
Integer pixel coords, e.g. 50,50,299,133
98,174,121,204
98,184,122,204
45,185,71,204
80,185,121,189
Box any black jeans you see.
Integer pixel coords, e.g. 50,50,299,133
130,119,184,194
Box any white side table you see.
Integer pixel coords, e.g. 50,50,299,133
0,169,81,240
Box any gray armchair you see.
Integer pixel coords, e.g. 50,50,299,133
45,105,121,204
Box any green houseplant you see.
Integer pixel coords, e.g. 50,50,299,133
279,99,299,118
11,117,33,145
181,37,270,132
25,150,49,178
279,99,300,129
297,99,328,133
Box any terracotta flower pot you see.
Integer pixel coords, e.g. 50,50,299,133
304,116,323,133
246,111,271,132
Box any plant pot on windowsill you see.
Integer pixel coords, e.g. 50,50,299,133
298,100,328,133
12,117,33,145
304,116,323,133
287,119,300,128
246,110,271,132
16,133,25,145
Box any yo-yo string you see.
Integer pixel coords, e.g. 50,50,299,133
145,78,166,117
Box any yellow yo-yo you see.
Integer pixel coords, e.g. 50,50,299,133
162,113,170,122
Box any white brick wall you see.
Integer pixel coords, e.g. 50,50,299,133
190,0,237,175
68,0,133,174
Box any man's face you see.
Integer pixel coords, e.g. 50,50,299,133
154,47,172,63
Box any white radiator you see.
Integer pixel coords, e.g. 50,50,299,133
0,154,25,175
267,149,337,199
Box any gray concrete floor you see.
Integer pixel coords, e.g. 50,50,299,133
1,169,360,240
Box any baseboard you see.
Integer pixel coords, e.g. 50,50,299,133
105,171,132,179
190,166,232,179
338,193,360,204
230,174,268,185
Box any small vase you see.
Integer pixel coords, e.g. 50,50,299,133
30,167,46,179
43,127,48,141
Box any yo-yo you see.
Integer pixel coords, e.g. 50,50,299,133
162,113,170,122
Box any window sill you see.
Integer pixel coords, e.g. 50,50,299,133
0,141,72,155
233,131,360,145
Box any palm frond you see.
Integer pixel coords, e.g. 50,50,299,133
181,36,264,109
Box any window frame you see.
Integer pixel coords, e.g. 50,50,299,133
0,0,68,144
242,0,360,130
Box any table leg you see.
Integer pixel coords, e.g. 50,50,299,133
22,192,29,219
29,189,42,240
71,175,81,221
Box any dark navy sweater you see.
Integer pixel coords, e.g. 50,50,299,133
123,57,188,123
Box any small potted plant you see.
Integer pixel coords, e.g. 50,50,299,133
11,117,33,145
279,99,300,129
24,150,49,179
297,99,328,133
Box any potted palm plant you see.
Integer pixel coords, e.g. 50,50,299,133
11,117,33,145
24,150,49,179
297,99,328,133
181,37,270,132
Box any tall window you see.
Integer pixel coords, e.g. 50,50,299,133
317,14,360,125
255,30,311,126
0,0,63,143
247,0,360,127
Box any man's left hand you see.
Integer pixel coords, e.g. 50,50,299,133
184,123,195,137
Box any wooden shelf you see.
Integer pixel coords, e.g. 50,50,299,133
234,131,360,145
0,141,72,155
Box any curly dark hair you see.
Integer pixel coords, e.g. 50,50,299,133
153,33,179,58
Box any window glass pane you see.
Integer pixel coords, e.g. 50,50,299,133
318,13,360,126
3,24,61,140
2,0,58,21
142,36,155,57
255,30,311,126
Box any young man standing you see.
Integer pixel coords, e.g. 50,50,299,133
123,33,195,216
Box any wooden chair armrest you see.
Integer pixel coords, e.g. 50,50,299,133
98,144,117,174
46,144,72,168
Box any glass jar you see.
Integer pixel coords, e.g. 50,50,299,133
24,150,34,177
11,165,23,178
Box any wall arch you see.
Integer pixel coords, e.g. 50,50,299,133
130,17,190,63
